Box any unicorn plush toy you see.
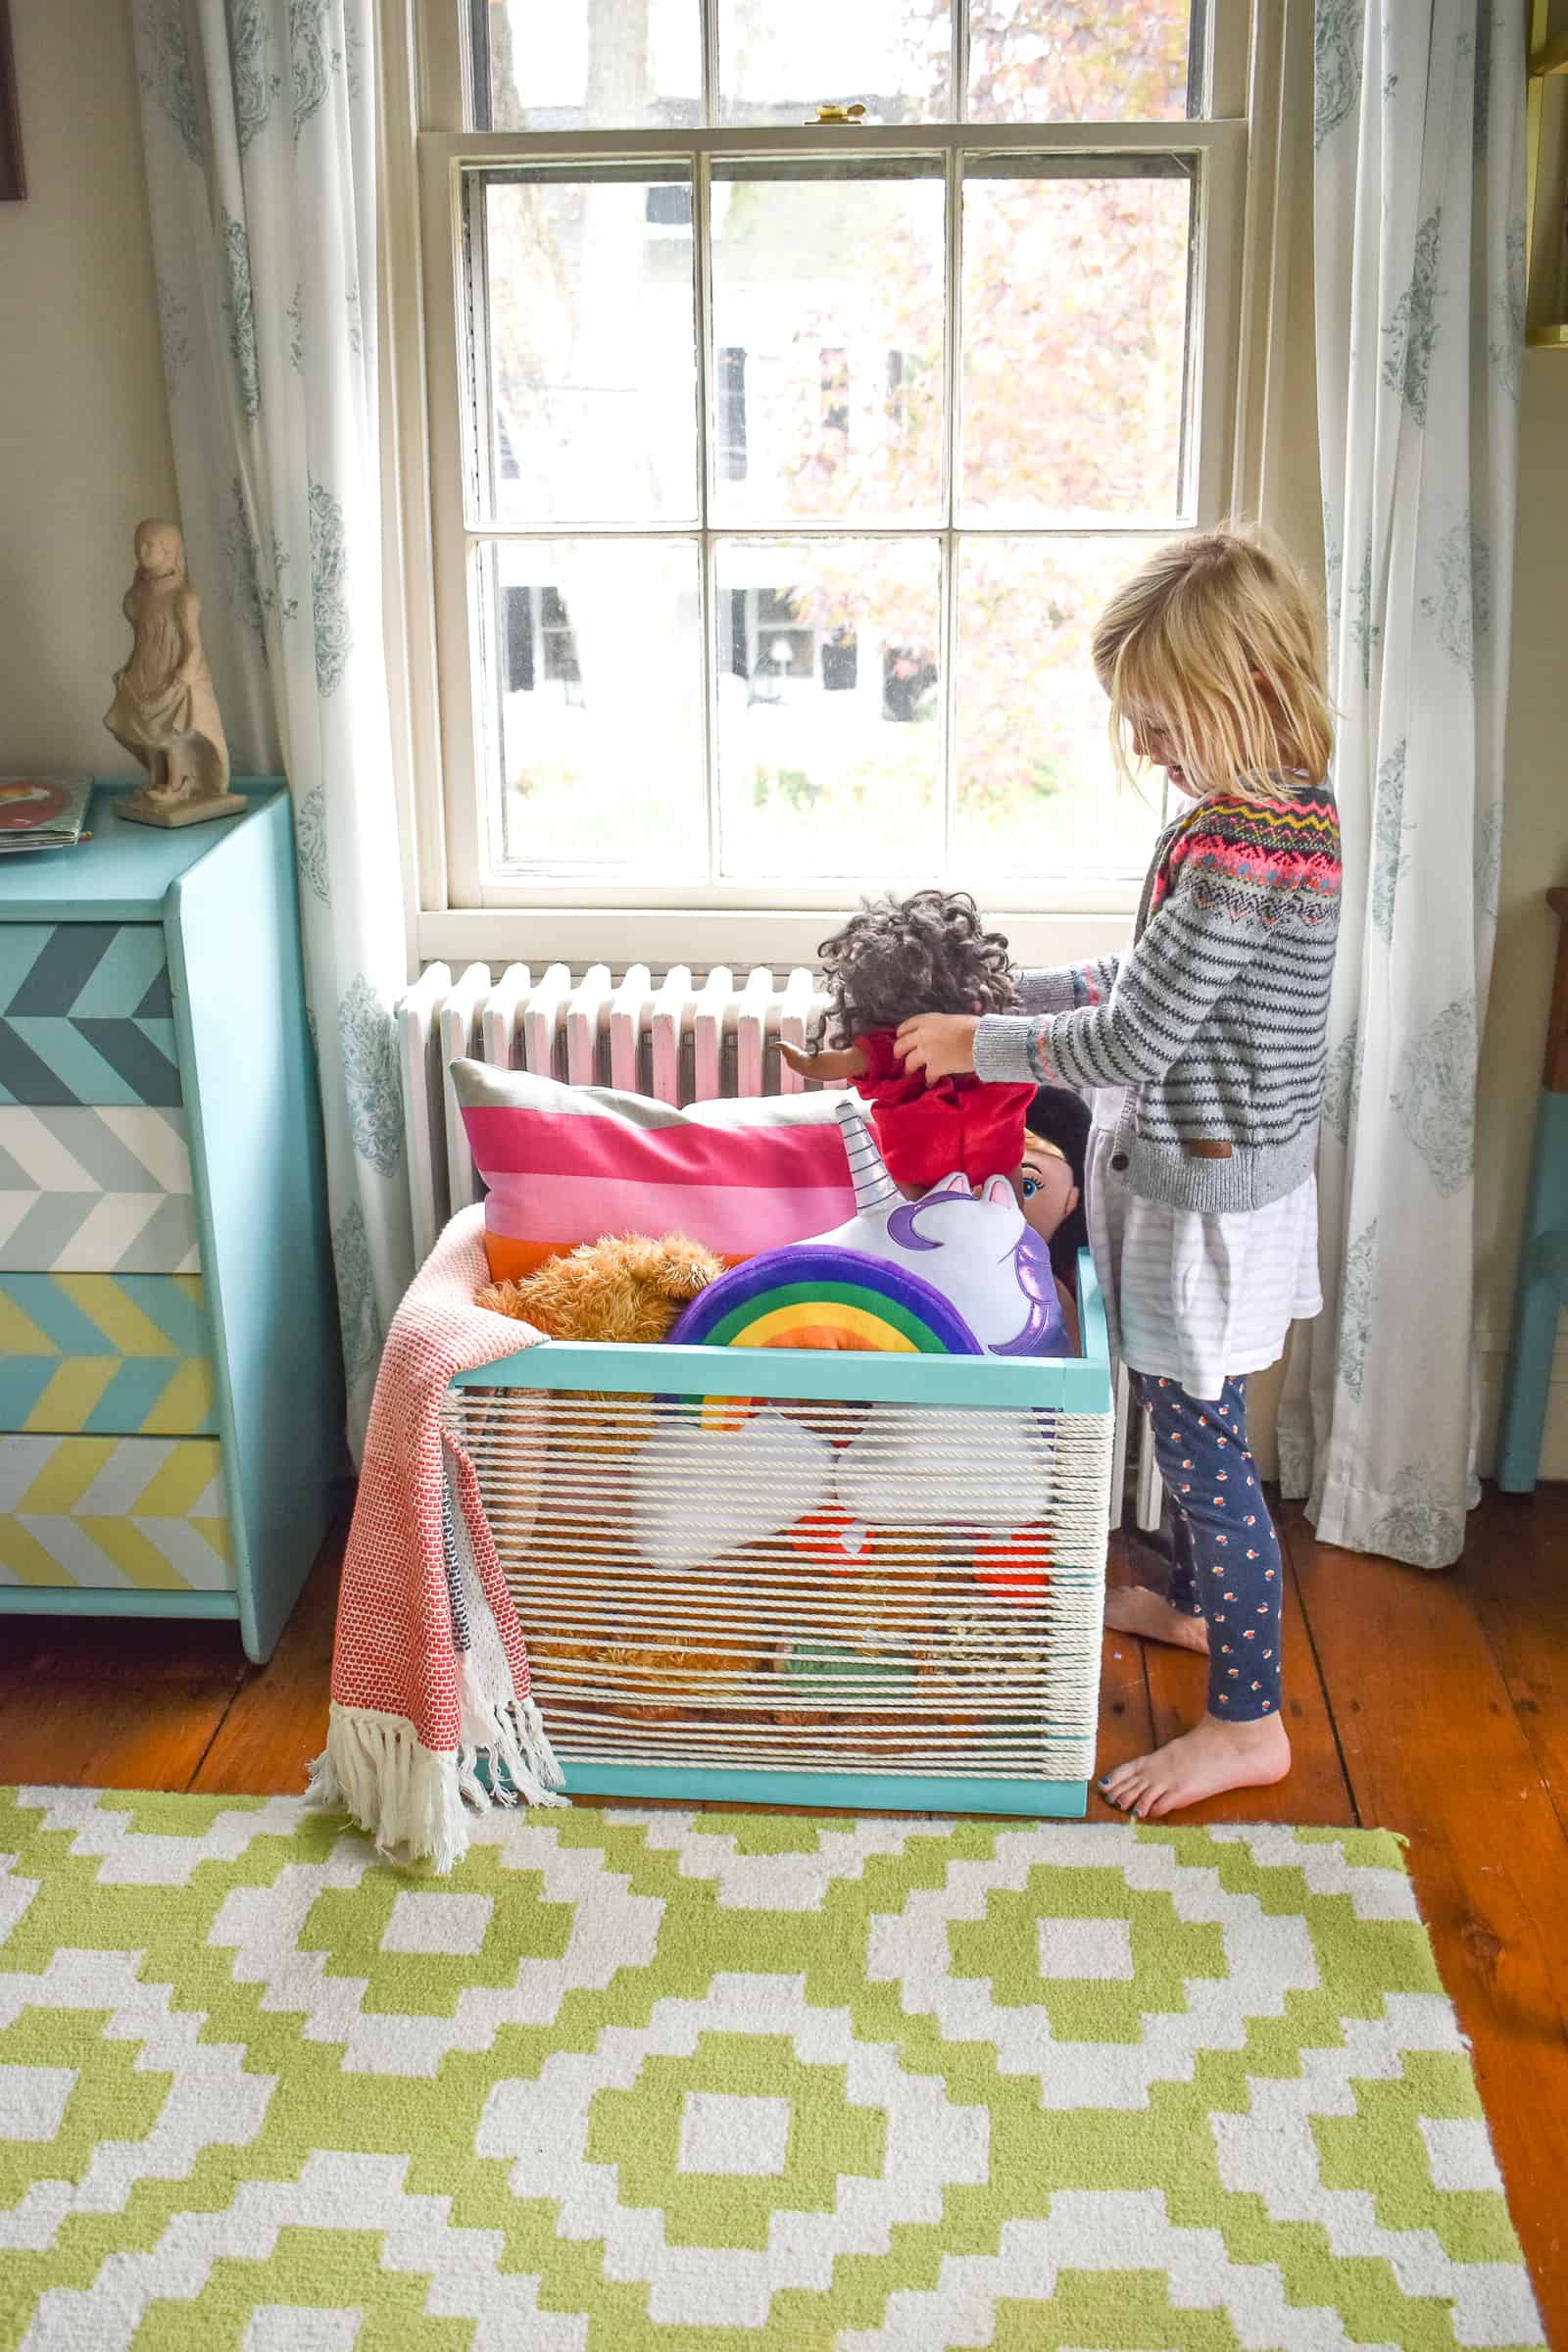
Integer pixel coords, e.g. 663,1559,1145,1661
644,1103,1070,1568
669,1102,1070,1360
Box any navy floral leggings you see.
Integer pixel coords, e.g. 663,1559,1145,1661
1127,1371,1283,1722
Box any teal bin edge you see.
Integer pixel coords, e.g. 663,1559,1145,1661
455,1250,1112,1413
552,1761,1089,1819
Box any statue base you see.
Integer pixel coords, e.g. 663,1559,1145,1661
114,792,248,831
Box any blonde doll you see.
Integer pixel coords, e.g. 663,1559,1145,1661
898,524,1341,1819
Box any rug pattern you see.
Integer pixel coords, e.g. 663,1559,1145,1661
0,1788,1544,2350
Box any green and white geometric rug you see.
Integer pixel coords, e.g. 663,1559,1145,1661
0,1788,1544,2352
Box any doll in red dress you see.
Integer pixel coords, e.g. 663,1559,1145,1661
780,890,1036,1194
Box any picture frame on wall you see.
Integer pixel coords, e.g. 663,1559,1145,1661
0,0,24,205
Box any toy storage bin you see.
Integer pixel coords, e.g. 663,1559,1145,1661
445,1254,1114,1818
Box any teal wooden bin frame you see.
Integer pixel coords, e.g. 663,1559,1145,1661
450,1255,1114,1819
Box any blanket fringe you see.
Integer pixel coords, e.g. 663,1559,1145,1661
306,1706,468,1872
307,1698,564,1873
494,1693,567,1809
455,1648,506,1758
455,1650,567,1810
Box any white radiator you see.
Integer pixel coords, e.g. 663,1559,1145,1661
397,961,1162,1534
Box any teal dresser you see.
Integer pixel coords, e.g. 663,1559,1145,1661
0,784,338,1660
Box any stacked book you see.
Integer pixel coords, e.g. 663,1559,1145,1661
0,775,93,854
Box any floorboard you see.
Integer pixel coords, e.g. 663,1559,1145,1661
1285,1499,1568,2345
0,1613,246,1792
188,1522,344,1797
1463,1486,1568,1843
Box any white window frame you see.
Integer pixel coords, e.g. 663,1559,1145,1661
392,0,1269,971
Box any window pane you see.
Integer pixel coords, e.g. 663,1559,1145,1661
480,539,707,880
968,0,1195,122
960,162,1193,522
954,536,1167,882
710,164,946,526
478,0,702,131
472,168,699,526
717,0,952,125
716,539,942,881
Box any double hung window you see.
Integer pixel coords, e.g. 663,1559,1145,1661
414,1,1248,947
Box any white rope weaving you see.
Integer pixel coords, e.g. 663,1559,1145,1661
444,1386,1113,1787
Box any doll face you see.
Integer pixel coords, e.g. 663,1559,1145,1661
1008,1139,1079,1244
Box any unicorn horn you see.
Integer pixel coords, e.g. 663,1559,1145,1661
835,1100,900,1218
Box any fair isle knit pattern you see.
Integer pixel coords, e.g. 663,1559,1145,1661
975,786,1343,1213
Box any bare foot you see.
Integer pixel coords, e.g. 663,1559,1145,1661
1103,1586,1209,1654
1099,1711,1292,1820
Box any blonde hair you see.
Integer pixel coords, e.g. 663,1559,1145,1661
1092,523,1332,802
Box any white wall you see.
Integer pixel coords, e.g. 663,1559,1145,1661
0,0,179,775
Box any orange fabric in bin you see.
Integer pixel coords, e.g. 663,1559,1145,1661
483,1233,750,1284
788,1508,1051,1603
973,1533,1051,1602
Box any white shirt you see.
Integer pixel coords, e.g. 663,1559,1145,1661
1085,1087,1322,1401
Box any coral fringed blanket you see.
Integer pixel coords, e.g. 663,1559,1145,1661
307,1206,564,1870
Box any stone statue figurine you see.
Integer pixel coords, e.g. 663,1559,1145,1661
105,519,243,829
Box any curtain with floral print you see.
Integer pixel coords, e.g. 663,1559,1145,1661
1277,0,1524,1567
131,0,412,1456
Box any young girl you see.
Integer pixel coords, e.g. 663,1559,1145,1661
897,524,1340,1818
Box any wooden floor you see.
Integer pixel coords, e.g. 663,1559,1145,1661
3,1484,1565,2341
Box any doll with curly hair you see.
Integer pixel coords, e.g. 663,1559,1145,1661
780,889,1037,1193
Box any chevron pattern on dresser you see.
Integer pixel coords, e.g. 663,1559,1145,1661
0,925,180,1107
0,1106,198,1270
0,1275,214,1435
0,1435,230,1588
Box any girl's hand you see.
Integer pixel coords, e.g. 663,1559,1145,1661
895,1012,979,1079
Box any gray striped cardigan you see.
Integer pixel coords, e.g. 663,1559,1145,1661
974,784,1343,1213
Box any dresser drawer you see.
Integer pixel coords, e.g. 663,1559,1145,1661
0,1435,230,1591
0,1273,214,1433
0,1107,198,1270
0,923,180,1106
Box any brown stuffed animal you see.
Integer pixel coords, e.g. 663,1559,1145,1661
477,1232,722,1344
478,1232,724,1457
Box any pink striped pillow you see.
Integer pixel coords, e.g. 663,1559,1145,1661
450,1061,857,1280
